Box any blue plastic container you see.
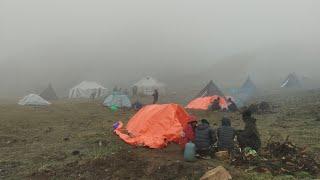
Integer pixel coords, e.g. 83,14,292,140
184,141,196,162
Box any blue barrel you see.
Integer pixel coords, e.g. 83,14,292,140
184,141,196,162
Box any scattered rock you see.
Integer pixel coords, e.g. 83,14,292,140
44,127,53,133
72,150,80,156
215,151,229,161
200,166,232,180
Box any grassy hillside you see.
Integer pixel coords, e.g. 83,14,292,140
0,90,319,179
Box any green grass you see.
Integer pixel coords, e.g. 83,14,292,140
0,90,320,179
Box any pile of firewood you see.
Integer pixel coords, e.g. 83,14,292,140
231,136,319,175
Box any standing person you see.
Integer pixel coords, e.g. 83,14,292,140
90,91,97,101
152,89,159,104
217,117,235,152
194,119,217,158
237,110,261,151
132,86,138,96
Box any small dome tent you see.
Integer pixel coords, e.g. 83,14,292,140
186,95,228,110
281,73,302,88
40,84,58,101
18,94,51,106
103,93,132,108
186,81,227,111
195,80,224,98
69,81,108,99
132,76,165,96
114,104,190,148
239,77,257,95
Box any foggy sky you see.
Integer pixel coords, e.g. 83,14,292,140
0,0,320,97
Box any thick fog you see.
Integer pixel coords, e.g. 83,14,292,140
1,0,320,97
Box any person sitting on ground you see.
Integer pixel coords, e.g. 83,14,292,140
258,101,271,113
236,110,261,151
194,119,217,157
132,101,143,111
217,117,235,152
227,98,238,112
180,116,198,149
210,97,221,111
152,89,159,104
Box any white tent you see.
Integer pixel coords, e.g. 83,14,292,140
103,93,132,108
69,81,108,99
18,94,51,106
132,76,165,95
280,73,302,88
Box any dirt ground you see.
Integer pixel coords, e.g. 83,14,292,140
0,90,320,179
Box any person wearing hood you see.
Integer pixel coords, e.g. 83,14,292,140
210,97,221,111
237,110,261,151
217,117,235,151
194,119,216,156
152,89,159,104
180,115,198,149
227,98,238,112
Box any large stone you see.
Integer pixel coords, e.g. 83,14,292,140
200,166,232,180
215,151,229,161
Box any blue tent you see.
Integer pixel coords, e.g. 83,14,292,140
103,93,132,108
239,77,257,95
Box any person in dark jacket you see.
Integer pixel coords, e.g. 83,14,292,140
237,110,261,151
194,119,217,156
210,97,221,111
227,98,238,112
152,89,159,104
217,117,235,151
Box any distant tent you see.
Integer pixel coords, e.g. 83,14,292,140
195,80,224,98
186,95,228,110
132,76,165,96
18,94,51,106
239,77,257,95
281,73,301,88
103,93,132,108
114,104,190,148
40,84,58,101
69,81,108,98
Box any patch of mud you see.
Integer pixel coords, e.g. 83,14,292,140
31,146,207,180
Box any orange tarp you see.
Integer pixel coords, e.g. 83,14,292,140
114,104,190,148
186,95,228,110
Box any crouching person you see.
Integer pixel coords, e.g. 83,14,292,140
194,119,216,158
180,116,198,149
237,110,261,151
217,117,235,152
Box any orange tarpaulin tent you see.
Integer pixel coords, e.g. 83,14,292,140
186,95,228,110
114,103,191,148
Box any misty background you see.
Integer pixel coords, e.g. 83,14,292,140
0,0,320,97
